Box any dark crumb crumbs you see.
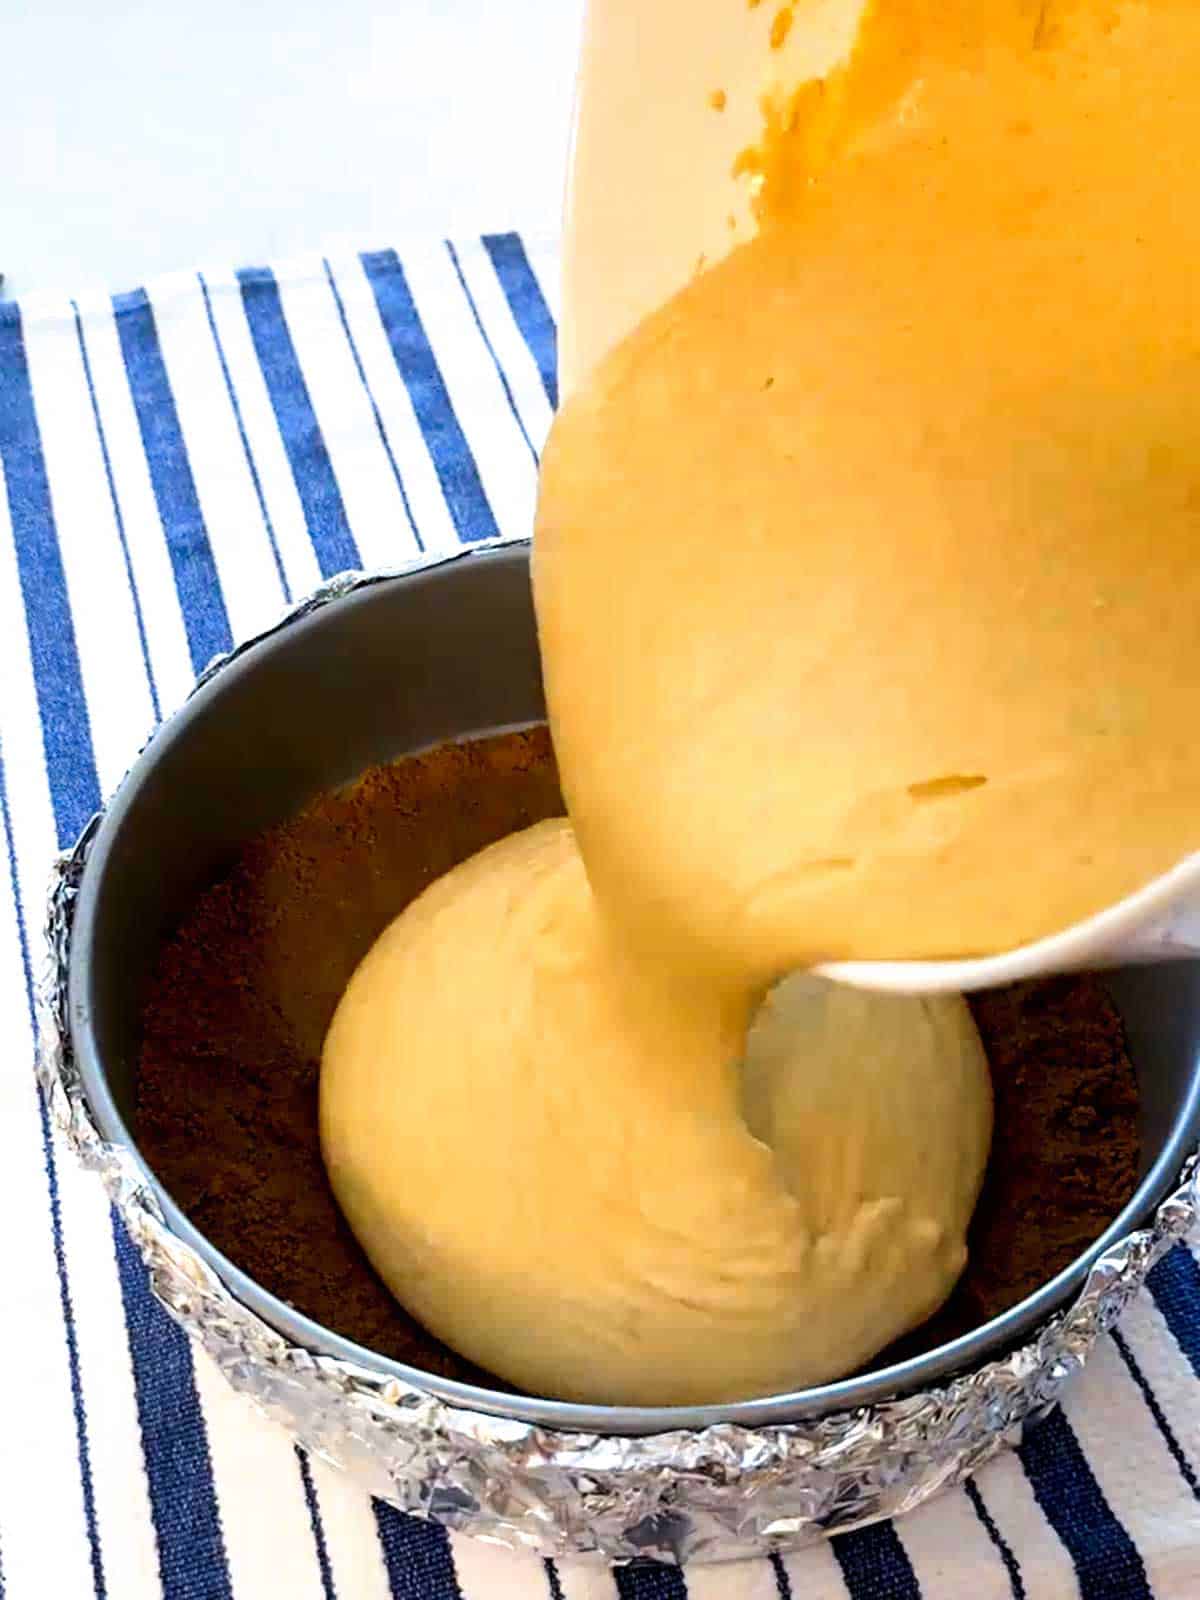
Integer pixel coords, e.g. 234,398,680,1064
881,974,1141,1364
136,726,1140,1389
137,727,562,1385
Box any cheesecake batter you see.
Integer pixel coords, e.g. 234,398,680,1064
322,821,989,1403
323,0,1199,1403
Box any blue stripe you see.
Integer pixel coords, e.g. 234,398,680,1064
235,267,362,578
1112,1326,1199,1498
197,274,291,602
1148,1244,1200,1380
72,303,162,722
360,249,500,544
113,1224,232,1600
204,270,342,1586
320,259,425,553
373,1504,463,1600
483,233,559,409
0,311,102,842
0,745,97,1597
445,241,539,466
613,1562,688,1599
770,1552,793,1598
543,1558,566,1600
128,266,351,1600
832,1521,921,1599
963,1480,1026,1599
1018,1406,1152,1600
2,303,233,1599
112,288,233,672
297,1449,338,1600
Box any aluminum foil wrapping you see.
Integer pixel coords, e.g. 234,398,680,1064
35,563,1200,1566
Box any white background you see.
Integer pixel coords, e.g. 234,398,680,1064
0,0,583,299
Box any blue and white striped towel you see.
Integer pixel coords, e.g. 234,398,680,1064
0,236,1197,1600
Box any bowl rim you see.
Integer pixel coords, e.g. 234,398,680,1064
67,539,1200,1436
